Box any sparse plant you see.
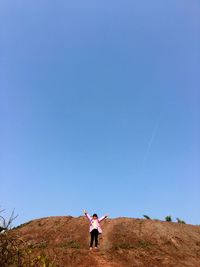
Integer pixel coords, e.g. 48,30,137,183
176,218,186,224
137,239,153,249
13,220,33,230
0,207,55,266
0,208,18,232
59,240,81,249
143,215,151,220
113,243,134,249
112,239,153,250
165,216,172,222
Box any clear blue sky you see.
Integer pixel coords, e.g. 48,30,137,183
0,1,200,225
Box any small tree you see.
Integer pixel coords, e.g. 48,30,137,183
165,215,172,222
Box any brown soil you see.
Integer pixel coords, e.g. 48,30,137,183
14,216,200,266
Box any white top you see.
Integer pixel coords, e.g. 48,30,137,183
92,219,98,229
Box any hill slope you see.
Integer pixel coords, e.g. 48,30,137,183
14,216,200,267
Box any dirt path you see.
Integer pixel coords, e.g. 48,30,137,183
100,219,116,249
88,220,120,267
90,251,119,267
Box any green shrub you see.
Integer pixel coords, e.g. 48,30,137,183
165,216,172,222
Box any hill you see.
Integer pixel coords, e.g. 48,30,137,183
13,216,200,267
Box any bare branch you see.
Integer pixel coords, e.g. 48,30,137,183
7,209,18,229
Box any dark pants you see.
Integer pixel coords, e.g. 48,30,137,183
90,229,99,247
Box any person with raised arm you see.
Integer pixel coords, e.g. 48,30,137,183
83,210,108,250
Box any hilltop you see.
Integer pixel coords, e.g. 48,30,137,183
13,216,200,267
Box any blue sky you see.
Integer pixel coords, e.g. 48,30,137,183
0,1,200,225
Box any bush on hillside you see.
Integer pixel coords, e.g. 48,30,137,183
143,215,151,220
176,218,186,224
0,208,55,267
165,216,172,222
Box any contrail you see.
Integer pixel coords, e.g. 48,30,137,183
142,118,160,167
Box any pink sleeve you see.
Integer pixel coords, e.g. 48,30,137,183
99,216,107,222
85,213,92,221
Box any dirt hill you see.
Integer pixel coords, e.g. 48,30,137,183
13,216,200,267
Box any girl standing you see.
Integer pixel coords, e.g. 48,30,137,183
83,210,108,250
